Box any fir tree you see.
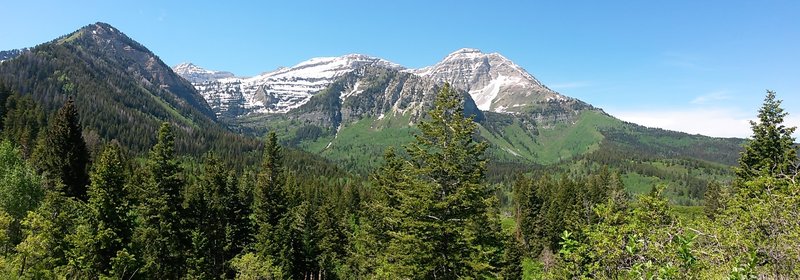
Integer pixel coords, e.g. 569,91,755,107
0,83,9,131
186,153,243,279
33,96,90,200
1,94,46,157
735,90,798,185
703,181,724,220
133,122,187,278
252,131,293,276
372,83,503,278
86,141,131,275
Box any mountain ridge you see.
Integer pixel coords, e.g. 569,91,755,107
0,22,256,157
175,47,575,119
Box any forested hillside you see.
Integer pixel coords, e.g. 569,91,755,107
0,23,258,164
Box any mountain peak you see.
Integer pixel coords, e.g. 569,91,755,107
417,48,565,112
173,62,235,83
450,48,483,55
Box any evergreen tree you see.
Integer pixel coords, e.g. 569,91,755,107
33,96,90,200
735,90,798,186
2,94,47,157
0,83,9,131
186,153,243,279
85,141,131,275
513,174,545,255
710,90,800,277
133,122,187,278
252,131,293,277
371,83,503,278
703,181,724,220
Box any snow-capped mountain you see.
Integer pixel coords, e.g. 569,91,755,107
414,48,567,113
181,54,404,117
173,62,234,83
175,48,579,118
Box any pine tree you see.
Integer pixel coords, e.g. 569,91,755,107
252,131,293,276
85,141,131,275
2,94,47,157
186,153,241,279
33,96,90,200
372,83,503,278
133,122,187,278
513,174,545,255
0,83,9,131
713,90,800,277
735,90,798,186
703,181,724,220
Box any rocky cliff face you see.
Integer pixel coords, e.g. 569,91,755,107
287,66,482,130
176,48,591,126
414,48,570,113
180,55,404,118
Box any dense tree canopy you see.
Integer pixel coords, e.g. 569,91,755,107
0,80,797,279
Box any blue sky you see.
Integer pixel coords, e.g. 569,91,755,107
1,0,798,138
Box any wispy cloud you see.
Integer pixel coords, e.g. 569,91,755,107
549,81,590,90
607,107,753,138
691,90,732,105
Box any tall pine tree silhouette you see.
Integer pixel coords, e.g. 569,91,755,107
34,96,89,200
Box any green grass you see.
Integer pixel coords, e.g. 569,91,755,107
58,30,84,44
622,172,661,194
140,85,197,128
300,113,418,173
531,110,621,164
479,110,623,164
501,216,516,234
522,257,544,279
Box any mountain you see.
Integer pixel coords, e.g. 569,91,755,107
0,22,257,158
414,48,567,113
0,21,744,205
202,49,743,204
181,55,404,118
0,48,28,63
172,62,235,83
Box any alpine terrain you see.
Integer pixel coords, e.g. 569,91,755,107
176,46,743,204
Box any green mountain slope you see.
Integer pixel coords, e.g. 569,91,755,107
239,69,744,204
0,22,258,160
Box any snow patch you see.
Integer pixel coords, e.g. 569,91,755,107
341,81,363,100
469,75,517,111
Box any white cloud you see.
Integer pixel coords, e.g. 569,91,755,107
608,108,754,138
691,90,732,104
